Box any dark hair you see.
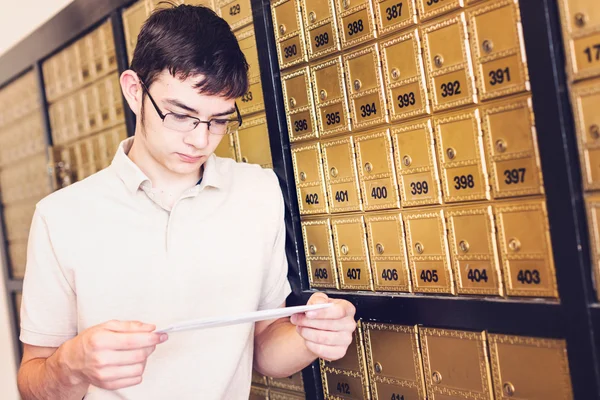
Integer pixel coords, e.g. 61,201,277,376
130,4,249,99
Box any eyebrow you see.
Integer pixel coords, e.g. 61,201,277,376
164,98,235,117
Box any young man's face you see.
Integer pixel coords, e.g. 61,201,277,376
136,71,235,176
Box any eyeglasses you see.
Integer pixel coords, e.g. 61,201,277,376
138,78,242,135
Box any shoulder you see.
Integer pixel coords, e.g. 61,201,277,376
214,156,281,197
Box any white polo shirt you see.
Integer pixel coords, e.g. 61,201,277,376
20,137,292,399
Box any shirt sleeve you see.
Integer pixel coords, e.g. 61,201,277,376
258,172,292,310
20,207,78,348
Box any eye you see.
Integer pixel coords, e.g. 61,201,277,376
170,113,191,122
211,119,229,126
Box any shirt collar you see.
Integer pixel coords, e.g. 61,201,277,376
111,137,225,194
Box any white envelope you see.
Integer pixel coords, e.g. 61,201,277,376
155,303,333,334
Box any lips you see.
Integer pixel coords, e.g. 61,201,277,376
177,153,203,163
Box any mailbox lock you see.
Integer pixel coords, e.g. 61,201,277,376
459,240,470,253
241,157,249,163
574,12,586,28
289,97,297,108
341,244,349,255
402,155,412,167
300,171,307,181
364,162,373,173
391,68,401,80
434,55,444,68
330,167,339,177
415,242,424,254
432,371,442,384
482,39,494,54
503,382,516,397
309,244,317,255
354,79,362,91
279,24,287,36
320,89,328,101
374,362,383,373
590,124,600,139
309,11,317,24
343,0,350,10
508,238,521,252
376,243,384,254
446,147,456,160
495,139,507,153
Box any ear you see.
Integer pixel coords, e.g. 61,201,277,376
120,70,142,116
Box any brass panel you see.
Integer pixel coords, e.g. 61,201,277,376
310,56,352,136
251,370,268,385
270,389,306,400
421,12,477,111
434,108,490,203
302,0,340,60
335,0,377,49
292,142,329,215
420,328,493,400
322,136,363,213
480,95,543,198
100,20,118,74
488,335,573,400
217,0,252,30
559,0,600,81
324,373,368,399
83,84,101,134
392,119,442,207
374,0,418,37
572,78,600,191
236,26,261,84
403,209,454,294
213,131,237,160
108,74,125,126
249,385,269,400
282,67,318,142
416,0,464,21
269,372,304,392
468,0,529,101
380,29,431,122
354,129,400,211
364,323,425,399
343,44,388,130
585,193,600,301
234,113,273,168
272,0,307,69
302,217,339,289
446,205,502,296
494,200,558,298
331,216,373,290
238,80,265,116
365,212,410,292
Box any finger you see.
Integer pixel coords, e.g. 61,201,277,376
98,376,143,390
307,292,330,306
91,331,166,351
94,346,156,367
304,341,349,362
297,327,353,347
104,320,156,333
306,299,355,320
92,363,146,383
292,314,356,332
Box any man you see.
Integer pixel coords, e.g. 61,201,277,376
17,5,356,399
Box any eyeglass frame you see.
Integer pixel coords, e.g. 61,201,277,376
137,77,243,134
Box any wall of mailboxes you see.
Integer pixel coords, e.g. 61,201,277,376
0,0,599,398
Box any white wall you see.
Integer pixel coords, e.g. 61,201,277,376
0,1,75,398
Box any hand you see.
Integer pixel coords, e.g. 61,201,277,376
57,320,168,390
290,293,356,362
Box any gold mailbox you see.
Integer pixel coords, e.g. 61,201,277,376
403,209,454,294
586,193,600,301
488,334,573,400
282,67,318,142
108,74,125,126
236,26,261,85
331,215,373,290
374,0,418,37
343,43,388,130
84,84,101,134
363,323,425,399
310,56,351,136
335,0,377,50
480,95,543,198
364,212,411,292
321,135,362,213
392,119,442,207
416,0,464,21
380,29,431,123
213,130,236,160
270,389,306,400
354,129,400,211
251,370,268,386
9,241,28,279
468,0,529,101
572,77,600,191
421,12,477,111
100,20,118,74
250,385,269,400
434,108,490,203
238,80,265,116
292,142,329,215
301,0,341,60
420,328,493,400
234,113,273,168
272,0,307,70
269,372,304,392
217,0,252,31
558,0,600,81
122,0,149,63
446,204,502,296
494,200,558,298
301,217,339,289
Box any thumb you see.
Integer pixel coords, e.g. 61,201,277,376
104,320,156,333
307,292,330,305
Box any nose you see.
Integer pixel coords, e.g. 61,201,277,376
183,122,210,149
